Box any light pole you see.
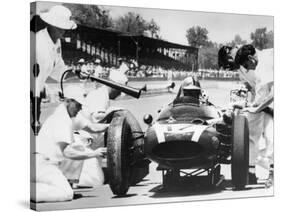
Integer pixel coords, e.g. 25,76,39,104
129,35,139,63
136,41,139,63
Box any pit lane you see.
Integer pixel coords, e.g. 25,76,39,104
35,80,273,211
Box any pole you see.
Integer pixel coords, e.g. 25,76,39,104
117,40,121,66
136,41,139,63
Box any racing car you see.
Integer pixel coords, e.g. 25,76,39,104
103,79,250,195
59,70,250,196
142,83,249,190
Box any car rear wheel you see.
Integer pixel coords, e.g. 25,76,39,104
231,114,249,189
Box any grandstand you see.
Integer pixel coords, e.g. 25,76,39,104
62,25,198,71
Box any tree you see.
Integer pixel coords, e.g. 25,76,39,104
114,12,149,35
147,19,160,38
250,27,270,50
231,34,247,46
98,9,114,28
185,26,219,69
63,3,113,28
198,43,219,69
186,26,209,48
265,30,274,49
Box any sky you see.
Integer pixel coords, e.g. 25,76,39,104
35,2,273,46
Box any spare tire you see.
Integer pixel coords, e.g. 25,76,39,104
107,114,132,195
231,114,249,189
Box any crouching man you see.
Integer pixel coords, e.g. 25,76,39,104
71,67,130,188
31,86,107,203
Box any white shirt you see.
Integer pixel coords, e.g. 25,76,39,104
85,86,109,114
109,69,128,84
254,49,274,107
31,28,67,97
238,48,273,107
167,70,173,80
72,86,110,128
94,65,103,78
81,64,89,74
119,62,129,74
36,104,73,163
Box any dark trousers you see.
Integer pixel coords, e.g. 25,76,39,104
30,92,42,135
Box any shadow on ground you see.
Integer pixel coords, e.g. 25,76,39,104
112,193,138,199
148,179,267,198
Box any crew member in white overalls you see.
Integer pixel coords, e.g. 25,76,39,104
31,86,108,203
93,58,103,78
235,45,273,183
30,5,77,134
71,66,129,188
219,45,273,184
117,58,129,84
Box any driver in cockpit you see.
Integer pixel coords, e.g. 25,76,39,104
173,76,203,105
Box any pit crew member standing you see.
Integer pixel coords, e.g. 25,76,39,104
93,58,103,78
117,58,129,84
30,5,77,134
218,45,273,183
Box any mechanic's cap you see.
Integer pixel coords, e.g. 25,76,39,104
64,85,86,105
129,62,136,69
39,5,77,30
78,58,85,63
94,58,101,64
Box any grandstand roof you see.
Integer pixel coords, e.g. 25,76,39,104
119,34,197,52
75,25,197,52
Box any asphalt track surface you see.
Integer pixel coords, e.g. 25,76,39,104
34,80,273,211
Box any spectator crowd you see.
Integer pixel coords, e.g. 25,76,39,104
66,58,240,81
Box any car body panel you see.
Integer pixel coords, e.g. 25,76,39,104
144,100,229,170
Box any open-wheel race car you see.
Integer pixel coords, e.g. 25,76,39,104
60,70,250,196
142,86,250,190
103,84,250,195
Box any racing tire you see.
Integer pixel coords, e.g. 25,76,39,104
108,110,145,156
231,114,249,190
107,114,133,196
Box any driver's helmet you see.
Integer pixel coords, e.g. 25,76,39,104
182,77,201,99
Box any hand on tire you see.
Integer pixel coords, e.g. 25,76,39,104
95,147,107,158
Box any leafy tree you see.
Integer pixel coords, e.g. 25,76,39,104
265,30,274,48
98,9,114,28
147,19,160,38
198,44,219,69
63,3,113,28
250,27,271,50
185,26,219,69
186,26,209,48
114,12,149,35
230,34,247,46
